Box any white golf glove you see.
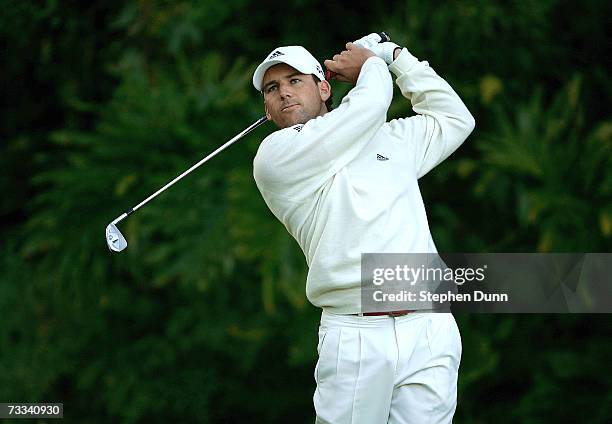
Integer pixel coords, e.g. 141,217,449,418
353,33,400,65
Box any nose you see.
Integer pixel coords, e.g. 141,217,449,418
278,82,293,100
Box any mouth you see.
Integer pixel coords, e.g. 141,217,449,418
281,104,299,112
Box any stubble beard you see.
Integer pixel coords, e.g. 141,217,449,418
280,107,314,128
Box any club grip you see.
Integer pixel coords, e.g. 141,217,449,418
325,32,391,80
378,32,390,42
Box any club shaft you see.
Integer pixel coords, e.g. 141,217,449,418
128,116,267,215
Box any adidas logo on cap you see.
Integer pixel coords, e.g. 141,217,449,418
377,154,389,161
268,50,285,60
315,64,324,78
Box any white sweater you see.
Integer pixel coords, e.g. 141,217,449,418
253,50,475,314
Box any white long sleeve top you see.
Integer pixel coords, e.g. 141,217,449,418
253,49,475,314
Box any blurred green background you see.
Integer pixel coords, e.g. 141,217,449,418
1,0,611,422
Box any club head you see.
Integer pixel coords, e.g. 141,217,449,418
106,223,128,252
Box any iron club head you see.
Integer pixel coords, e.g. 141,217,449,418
104,117,267,253
106,223,128,252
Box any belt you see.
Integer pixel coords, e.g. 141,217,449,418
354,310,415,317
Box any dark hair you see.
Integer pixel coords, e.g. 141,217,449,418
312,75,334,112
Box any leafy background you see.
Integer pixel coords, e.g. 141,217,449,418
1,0,611,422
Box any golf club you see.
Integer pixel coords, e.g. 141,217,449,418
106,116,268,252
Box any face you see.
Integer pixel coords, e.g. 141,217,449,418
262,63,331,129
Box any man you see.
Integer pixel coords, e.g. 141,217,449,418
252,33,475,423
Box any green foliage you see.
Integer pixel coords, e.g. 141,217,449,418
1,0,611,422
474,77,611,251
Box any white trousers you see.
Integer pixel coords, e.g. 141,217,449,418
314,310,462,424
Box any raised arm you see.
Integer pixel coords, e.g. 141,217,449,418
254,46,393,200
387,47,475,178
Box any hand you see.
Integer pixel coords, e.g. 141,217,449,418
323,43,375,84
353,32,400,65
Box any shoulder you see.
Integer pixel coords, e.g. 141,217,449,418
254,125,302,163
257,124,306,151
261,125,302,145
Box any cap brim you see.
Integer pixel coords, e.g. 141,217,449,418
253,59,318,92
253,59,285,91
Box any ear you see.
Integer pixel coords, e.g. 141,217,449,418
318,79,331,102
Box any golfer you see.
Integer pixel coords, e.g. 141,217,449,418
252,33,475,423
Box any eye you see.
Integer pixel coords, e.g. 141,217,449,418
265,85,277,94
290,78,301,84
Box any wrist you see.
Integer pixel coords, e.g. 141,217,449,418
388,48,420,76
393,47,402,61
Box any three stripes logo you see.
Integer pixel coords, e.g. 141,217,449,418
268,50,285,60
377,154,389,161
292,125,304,132
315,64,324,79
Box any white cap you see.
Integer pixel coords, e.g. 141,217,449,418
253,46,326,91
